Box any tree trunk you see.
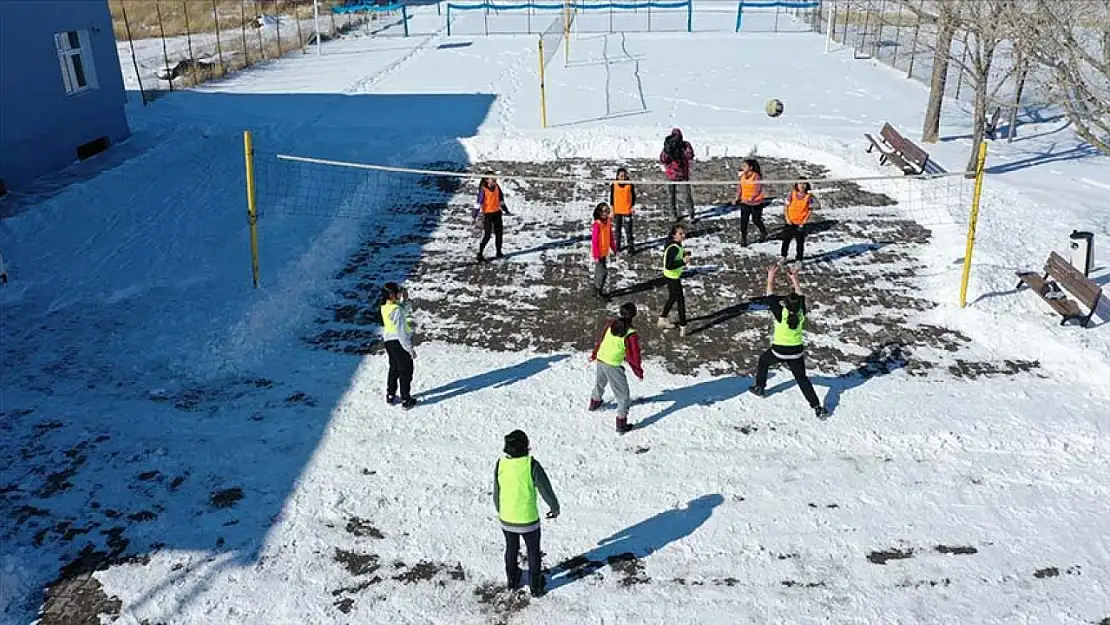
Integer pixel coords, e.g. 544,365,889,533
1103,24,1110,66
923,13,955,143
1007,56,1027,141
966,38,997,176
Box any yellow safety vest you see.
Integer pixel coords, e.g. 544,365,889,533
497,456,539,525
772,307,805,347
380,301,412,335
596,326,634,367
662,243,685,279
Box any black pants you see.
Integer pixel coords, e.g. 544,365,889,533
504,528,542,586
780,223,805,262
661,277,687,325
740,203,767,243
480,212,504,256
754,349,820,408
384,340,414,400
613,214,634,252
668,183,694,221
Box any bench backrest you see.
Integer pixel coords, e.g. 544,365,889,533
880,123,929,168
1045,251,1102,308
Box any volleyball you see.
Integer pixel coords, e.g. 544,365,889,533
765,98,784,117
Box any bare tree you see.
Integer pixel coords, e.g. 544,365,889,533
1008,0,1110,154
893,0,959,143
946,1,1016,174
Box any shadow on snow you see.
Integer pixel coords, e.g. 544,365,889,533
0,88,495,621
546,494,724,592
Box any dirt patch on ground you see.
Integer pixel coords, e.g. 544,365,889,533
305,157,1038,382
868,548,915,565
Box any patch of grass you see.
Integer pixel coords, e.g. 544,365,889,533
110,0,348,41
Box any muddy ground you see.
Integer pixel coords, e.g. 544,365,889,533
308,156,1039,381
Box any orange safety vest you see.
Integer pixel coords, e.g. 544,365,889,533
739,171,764,204
612,183,633,215
594,219,612,258
481,184,503,214
785,190,812,225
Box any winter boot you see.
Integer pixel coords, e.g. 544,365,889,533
616,418,633,434
507,568,521,590
401,398,417,410
748,385,765,398
741,234,748,248
530,573,546,597
588,398,602,411
814,405,828,419
386,394,398,406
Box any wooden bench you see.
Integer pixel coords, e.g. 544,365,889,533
984,107,1002,140
1015,251,1103,327
863,122,931,175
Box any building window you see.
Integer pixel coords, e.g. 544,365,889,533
55,30,98,95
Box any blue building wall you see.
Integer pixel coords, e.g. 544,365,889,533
0,0,130,190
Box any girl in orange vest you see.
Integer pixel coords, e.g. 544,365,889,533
474,174,512,262
780,180,817,266
591,202,614,299
609,167,637,253
734,158,768,247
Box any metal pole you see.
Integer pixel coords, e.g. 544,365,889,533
958,142,988,308
122,3,147,104
314,0,321,55
538,37,547,128
183,0,198,84
212,0,225,73
244,130,261,288
156,2,173,91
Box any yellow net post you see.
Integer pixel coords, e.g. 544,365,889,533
243,130,261,288
563,0,571,66
539,38,548,128
958,142,988,308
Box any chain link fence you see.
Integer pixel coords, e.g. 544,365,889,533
113,0,413,102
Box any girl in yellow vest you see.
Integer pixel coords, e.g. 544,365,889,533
734,158,768,247
591,202,614,300
609,167,637,253
494,429,560,597
780,180,818,266
380,282,417,409
588,302,644,434
657,223,690,336
748,265,827,419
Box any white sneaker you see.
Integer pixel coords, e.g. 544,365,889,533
657,316,675,329
679,325,688,337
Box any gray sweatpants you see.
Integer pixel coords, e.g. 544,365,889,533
594,257,608,293
591,361,630,418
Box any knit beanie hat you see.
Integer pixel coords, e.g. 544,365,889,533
504,429,529,458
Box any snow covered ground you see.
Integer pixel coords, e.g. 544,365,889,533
2,4,1108,625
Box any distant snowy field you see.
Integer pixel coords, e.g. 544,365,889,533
2,4,1108,625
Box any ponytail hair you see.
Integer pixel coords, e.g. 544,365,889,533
784,292,803,329
742,158,762,176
